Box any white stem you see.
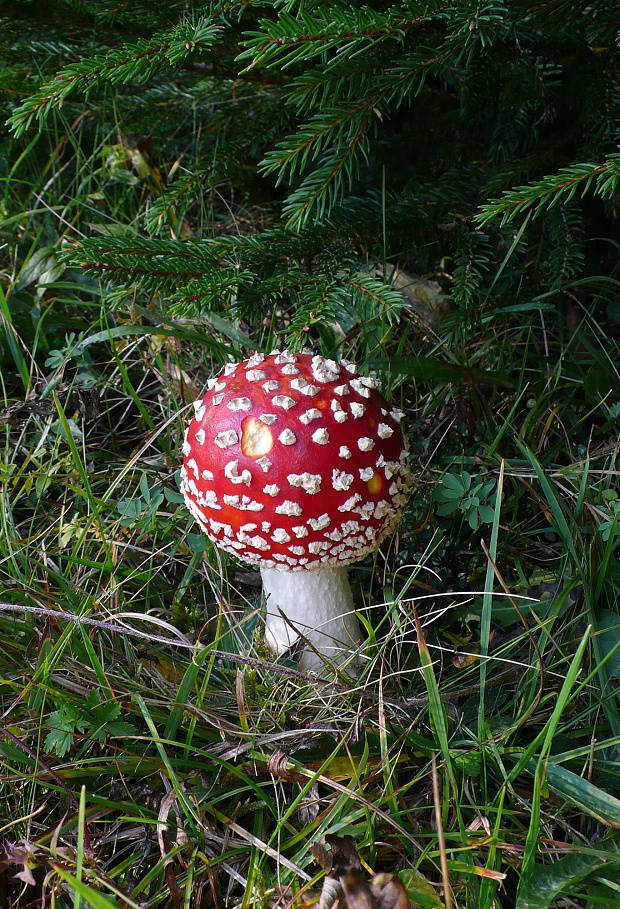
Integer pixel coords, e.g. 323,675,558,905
261,566,361,672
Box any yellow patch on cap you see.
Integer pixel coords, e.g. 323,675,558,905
367,471,382,495
241,417,273,458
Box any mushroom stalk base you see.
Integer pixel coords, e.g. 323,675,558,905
261,566,361,672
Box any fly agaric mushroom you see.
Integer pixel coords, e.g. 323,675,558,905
180,351,411,670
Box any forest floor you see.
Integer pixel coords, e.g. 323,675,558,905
1,98,619,909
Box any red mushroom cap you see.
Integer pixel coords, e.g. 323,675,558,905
180,352,411,570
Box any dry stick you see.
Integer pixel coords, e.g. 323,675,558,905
479,539,545,734
0,601,337,687
0,800,48,837
431,753,452,909
0,603,433,720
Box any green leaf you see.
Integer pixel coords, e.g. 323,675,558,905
139,473,150,503
44,705,88,757
533,760,620,827
0,740,33,765
443,473,466,495
44,726,74,758
434,487,461,503
105,719,135,738
480,480,496,498
467,509,480,530
516,853,620,909
165,486,186,505
478,505,495,523
436,501,459,516
399,868,445,908
91,700,121,724
187,533,208,554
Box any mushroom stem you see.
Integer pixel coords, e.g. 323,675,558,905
261,566,361,672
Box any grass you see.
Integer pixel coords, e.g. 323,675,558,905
1,48,620,909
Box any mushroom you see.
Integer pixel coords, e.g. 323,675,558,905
180,351,411,671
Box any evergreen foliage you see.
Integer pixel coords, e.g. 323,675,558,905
4,0,619,336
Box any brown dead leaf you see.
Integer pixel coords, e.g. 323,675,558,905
324,835,361,875
317,875,343,909
341,870,375,909
310,843,333,874
472,866,506,880
451,651,479,669
312,838,412,909
371,874,412,909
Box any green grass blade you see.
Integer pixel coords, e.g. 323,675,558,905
53,392,110,558
54,865,143,908
478,459,504,741
515,440,579,566
134,693,201,831
0,283,30,391
74,785,86,909
518,625,591,887
413,605,468,850
530,760,620,827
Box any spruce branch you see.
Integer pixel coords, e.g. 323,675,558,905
258,41,455,221
281,145,366,229
237,3,445,71
65,227,345,289
284,267,405,341
171,268,258,314
329,272,406,325
260,99,380,183
476,155,620,226
279,99,377,228
145,91,287,235
285,63,381,114
450,230,491,315
38,0,193,29
9,18,222,136
286,45,449,115
543,202,585,290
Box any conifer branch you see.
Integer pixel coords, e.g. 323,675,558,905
237,3,447,71
65,227,344,287
7,0,618,358
145,150,243,235
260,99,379,183
330,273,406,324
282,131,371,229
476,156,620,226
9,18,222,136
